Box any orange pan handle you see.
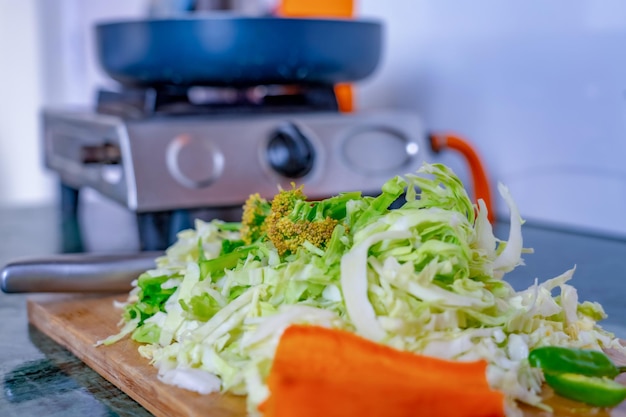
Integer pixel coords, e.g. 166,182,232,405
276,0,353,17
430,133,495,223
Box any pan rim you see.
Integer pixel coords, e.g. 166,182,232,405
95,14,383,29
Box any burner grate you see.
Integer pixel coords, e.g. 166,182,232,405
96,84,339,118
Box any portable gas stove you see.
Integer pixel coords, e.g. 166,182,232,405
44,85,429,251
42,15,490,252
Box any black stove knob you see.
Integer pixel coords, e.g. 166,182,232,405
266,123,315,179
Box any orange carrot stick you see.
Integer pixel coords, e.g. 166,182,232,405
259,325,505,417
269,324,491,387
263,380,504,417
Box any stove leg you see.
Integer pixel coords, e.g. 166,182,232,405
60,183,84,253
136,211,174,251
169,209,193,244
136,209,193,251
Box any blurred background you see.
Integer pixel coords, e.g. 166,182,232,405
1,0,626,246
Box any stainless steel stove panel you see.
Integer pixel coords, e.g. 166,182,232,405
43,112,134,206
43,110,430,212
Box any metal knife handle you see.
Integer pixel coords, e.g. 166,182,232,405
1,252,162,293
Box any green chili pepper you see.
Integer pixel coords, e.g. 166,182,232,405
528,346,626,378
544,373,626,407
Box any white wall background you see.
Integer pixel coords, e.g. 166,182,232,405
357,0,626,237
0,0,50,206
1,0,625,237
0,0,145,209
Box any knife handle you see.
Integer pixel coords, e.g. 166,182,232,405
1,252,162,293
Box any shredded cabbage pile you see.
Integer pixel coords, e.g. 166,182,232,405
101,163,625,416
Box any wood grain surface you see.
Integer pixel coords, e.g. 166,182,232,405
27,294,626,417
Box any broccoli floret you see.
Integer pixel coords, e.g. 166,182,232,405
265,184,336,256
267,214,339,256
240,185,353,257
269,184,306,216
240,193,271,244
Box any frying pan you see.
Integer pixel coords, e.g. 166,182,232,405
95,14,383,87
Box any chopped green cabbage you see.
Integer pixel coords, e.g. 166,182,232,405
104,163,625,415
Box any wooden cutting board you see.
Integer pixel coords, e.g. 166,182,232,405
27,294,626,417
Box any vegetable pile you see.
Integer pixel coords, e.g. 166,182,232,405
101,163,626,416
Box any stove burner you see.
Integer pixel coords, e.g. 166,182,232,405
96,84,339,118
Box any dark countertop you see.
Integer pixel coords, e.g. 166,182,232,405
1,205,625,416
0,206,150,417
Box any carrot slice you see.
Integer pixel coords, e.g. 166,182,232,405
259,325,505,417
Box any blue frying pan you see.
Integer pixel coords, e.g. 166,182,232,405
95,14,382,87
